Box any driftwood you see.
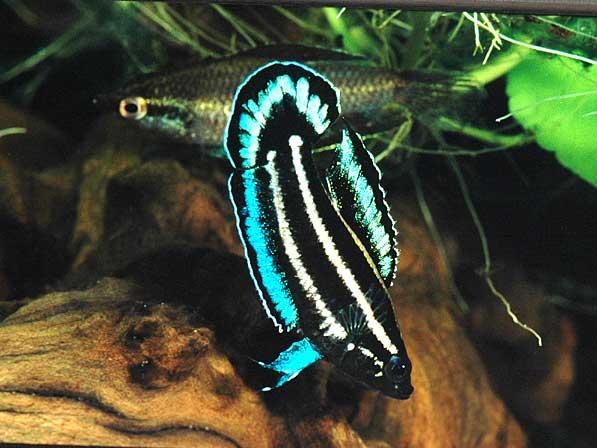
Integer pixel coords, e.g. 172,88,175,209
0,200,526,447
0,112,542,446
0,246,525,447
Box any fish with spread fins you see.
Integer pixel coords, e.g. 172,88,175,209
225,61,412,399
98,44,472,156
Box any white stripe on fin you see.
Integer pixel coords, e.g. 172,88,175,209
265,150,347,340
326,124,399,286
289,135,398,354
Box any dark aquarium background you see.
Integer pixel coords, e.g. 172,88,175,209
0,2,596,447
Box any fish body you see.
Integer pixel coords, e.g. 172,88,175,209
103,45,462,151
225,61,412,399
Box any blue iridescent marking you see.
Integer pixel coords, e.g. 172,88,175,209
239,112,261,136
257,91,273,117
296,77,309,113
329,128,398,283
232,172,299,330
364,205,377,223
318,104,329,126
245,98,259,115
278,74,296,97
223,61,341,169
259,338,322,390
268,81,284,103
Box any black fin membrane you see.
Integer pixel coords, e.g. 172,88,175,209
225,61,340,169
325,121,399,286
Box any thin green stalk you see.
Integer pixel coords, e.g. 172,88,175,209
374,116,413,162
272,6,330,38
134,4,214,56
447,13,466,42
212,4,256,47
466,45,531,86
437,117,534,147
377,10,403,30
0,127,26,138
0,16,90,83
211,4,270,47
4,0,40,27
167,6,232,51
397,143,520,157
402,12,429,69
323,7,349,37
248,8,288,42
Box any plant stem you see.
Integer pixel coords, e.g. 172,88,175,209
0,16,90,83
402,12,429,69
448,157,543,346
0,127,27,139
437,117,534,147
466,45,531,86
411,165,469,312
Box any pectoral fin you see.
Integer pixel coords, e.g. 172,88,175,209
258,338,322,391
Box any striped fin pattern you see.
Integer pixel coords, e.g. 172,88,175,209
224,61,412,398
325,123,399,286
226,61,340,332
224,61,340,169
229,168,300,331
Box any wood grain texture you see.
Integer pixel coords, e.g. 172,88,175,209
0,196,526,447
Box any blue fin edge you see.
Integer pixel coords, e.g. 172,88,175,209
258,338,322,390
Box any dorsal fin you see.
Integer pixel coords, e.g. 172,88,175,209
225,61,340,169
225,61,342,332
325,121,398,286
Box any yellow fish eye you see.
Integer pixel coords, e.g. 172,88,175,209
119,97,147,120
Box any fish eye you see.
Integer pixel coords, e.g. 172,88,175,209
119,97,147,120
384,355,408,382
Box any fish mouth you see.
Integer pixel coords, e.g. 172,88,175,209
389,381,414,400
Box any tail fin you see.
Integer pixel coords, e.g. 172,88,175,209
395,70,483,120
224,61,341,169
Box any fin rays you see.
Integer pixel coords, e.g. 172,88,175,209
326,123,399,286
258,338,322,390
224,61,340,169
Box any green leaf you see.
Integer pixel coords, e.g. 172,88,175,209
506,54,597,187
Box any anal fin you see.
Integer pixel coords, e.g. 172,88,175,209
325,121,399,286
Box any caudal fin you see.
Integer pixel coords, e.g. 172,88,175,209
395,70,483,120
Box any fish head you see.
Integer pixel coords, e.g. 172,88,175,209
338,337,413,400
94,79,198,143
